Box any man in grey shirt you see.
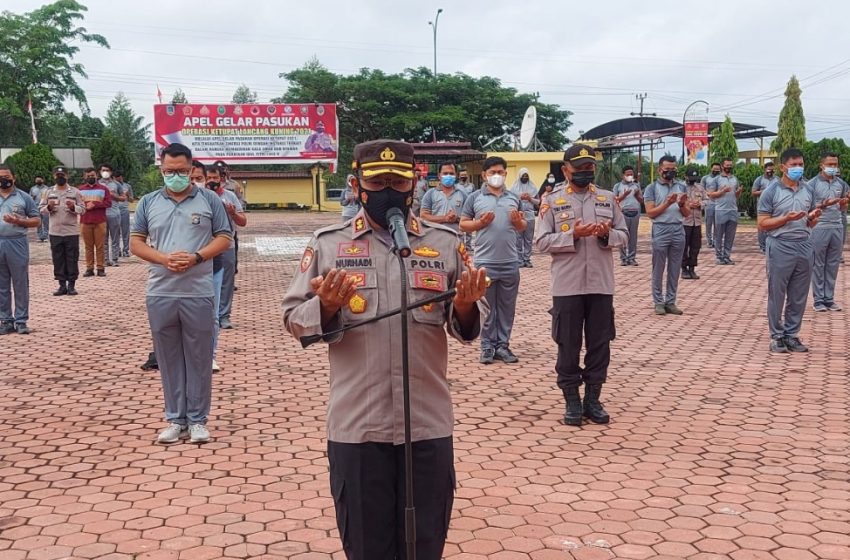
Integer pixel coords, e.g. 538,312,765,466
751,162,779,253
115,170,133,258
612,165,643,266
421,162,467,233
131,143,232,444
701,163,721,248
757,148,821,354
99,164,127,267
706,158,741,264
808,152,849,312
29,175,49,242
461,156,527,365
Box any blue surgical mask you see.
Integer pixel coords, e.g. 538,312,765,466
786,167,805,181
824,167,838,177
440,175,456,187
164,174,191,192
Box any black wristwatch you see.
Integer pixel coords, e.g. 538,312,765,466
194,252,204,264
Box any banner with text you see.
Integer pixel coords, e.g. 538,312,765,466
684,121,709,166
153,103,338,167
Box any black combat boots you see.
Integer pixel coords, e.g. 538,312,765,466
583,384,610,424
562,387,583,426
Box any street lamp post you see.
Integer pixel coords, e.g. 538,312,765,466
428,8,443,77
681,99,709,164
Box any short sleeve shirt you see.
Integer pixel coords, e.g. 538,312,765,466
0,188,39,238
131,186,232,297
461,188,522,265
421,187,466,232
118,182,133,209
808,175,848,229
644,180,687,224
100,179,125,217
216,188,242,248
757,181,816,240
612,181,642,211
708,174,739,214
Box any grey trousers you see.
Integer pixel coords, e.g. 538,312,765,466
37,213,49,241
758,230,767,253
0,236,29,325
146,296,215,425
105,213,121,261
480,265,520,351
766,237,813,340
620,212,640,263
811,227,843,307
651,224,685,305
218,247,237,321
714,217,738,261
119,207,131,254
515,218,534,264
705,206,715,243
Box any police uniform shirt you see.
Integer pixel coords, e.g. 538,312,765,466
0,188,39,238
612,181,642,211
707,174,740,216
131,186,232,297
40,186,85,237
421,187,466,232
644,180,688,224
282,209,488,445
683,183,705,227
460,188,522,265
808,175,848,229
533,183,628,296
757,181,817,240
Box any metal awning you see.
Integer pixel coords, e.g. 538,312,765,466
410,142,487,164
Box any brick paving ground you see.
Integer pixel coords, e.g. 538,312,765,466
2,211,849,560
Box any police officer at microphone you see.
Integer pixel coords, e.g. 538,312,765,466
282,139,489,560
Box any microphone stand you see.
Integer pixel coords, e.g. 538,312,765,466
395,247,417,560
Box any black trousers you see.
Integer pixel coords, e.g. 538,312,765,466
49,235,80,282
552,294,615,390
682,225,702,268
327,437,455,560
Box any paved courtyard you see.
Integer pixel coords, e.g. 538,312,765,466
1,211,849,560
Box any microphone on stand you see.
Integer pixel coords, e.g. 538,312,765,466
386,207,412,258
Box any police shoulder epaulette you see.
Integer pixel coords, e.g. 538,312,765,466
420,219,457,235
314,221,349,237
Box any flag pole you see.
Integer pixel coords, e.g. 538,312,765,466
27,96,38,144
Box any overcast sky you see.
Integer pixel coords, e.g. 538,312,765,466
9,0,850,153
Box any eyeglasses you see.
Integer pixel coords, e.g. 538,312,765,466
161,170,192,178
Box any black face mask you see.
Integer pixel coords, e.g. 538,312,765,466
86,177,97,185
570,170,595,188
687,179,698,185
207,181,220,189
35,180,43,185
662,169,677,181
360,187,412,229
711,170,720,176
56,177,67,186
0,178,12,189
765,170,774,177
520,178,528,184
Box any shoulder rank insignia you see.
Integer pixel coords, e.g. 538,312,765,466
348,293,367,314
413,246,440,258
561,223,571,232
300,247,314,273
409,217,420,234
458,243,471,266
354,217,366,233
539,204,550,216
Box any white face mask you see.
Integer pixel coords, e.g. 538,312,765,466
624,176,634,183
193,181,206,189
100,171,111,179
547,177,555,184
486,174,505,188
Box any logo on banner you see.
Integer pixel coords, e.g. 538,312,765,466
300,106,308,115
250,106,260,116
199,106,210,115
182,106,192,115
166,105,175,116
284,105,293,114
217,106,226,115
317,105,326,116
267,105,277,115
233,106,243,116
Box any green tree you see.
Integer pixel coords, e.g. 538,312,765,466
134,164,164,197
171,89,188,104
37,111,104,148
0,1,108,145
771,75,806,157
709,115,738,163
104,92,152,178
232,84,258,104
91,131,136,179
801,138,850,180
3,143,62,191
734,163,764,219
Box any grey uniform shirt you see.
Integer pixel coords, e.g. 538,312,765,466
533,183,628,297
421,186,467,232
100,179,125,218
0,188,39,238
707,174,740,218
701,174,718,207
29,185,47,205
215,188,243,249
752,175,778,196
644,180,688,225
461,188,522,266
612,181,642,211
282,209,489,444
757,181,817,240
510,181,540,220
39,186,85,236
131,186,232,297
808,175,848,229
119,182,133,209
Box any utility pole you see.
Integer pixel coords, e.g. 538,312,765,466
630,93,656,185
428,9,443,78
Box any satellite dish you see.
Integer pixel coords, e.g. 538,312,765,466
519,106,537,150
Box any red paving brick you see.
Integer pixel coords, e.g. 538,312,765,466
1,211,849,559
